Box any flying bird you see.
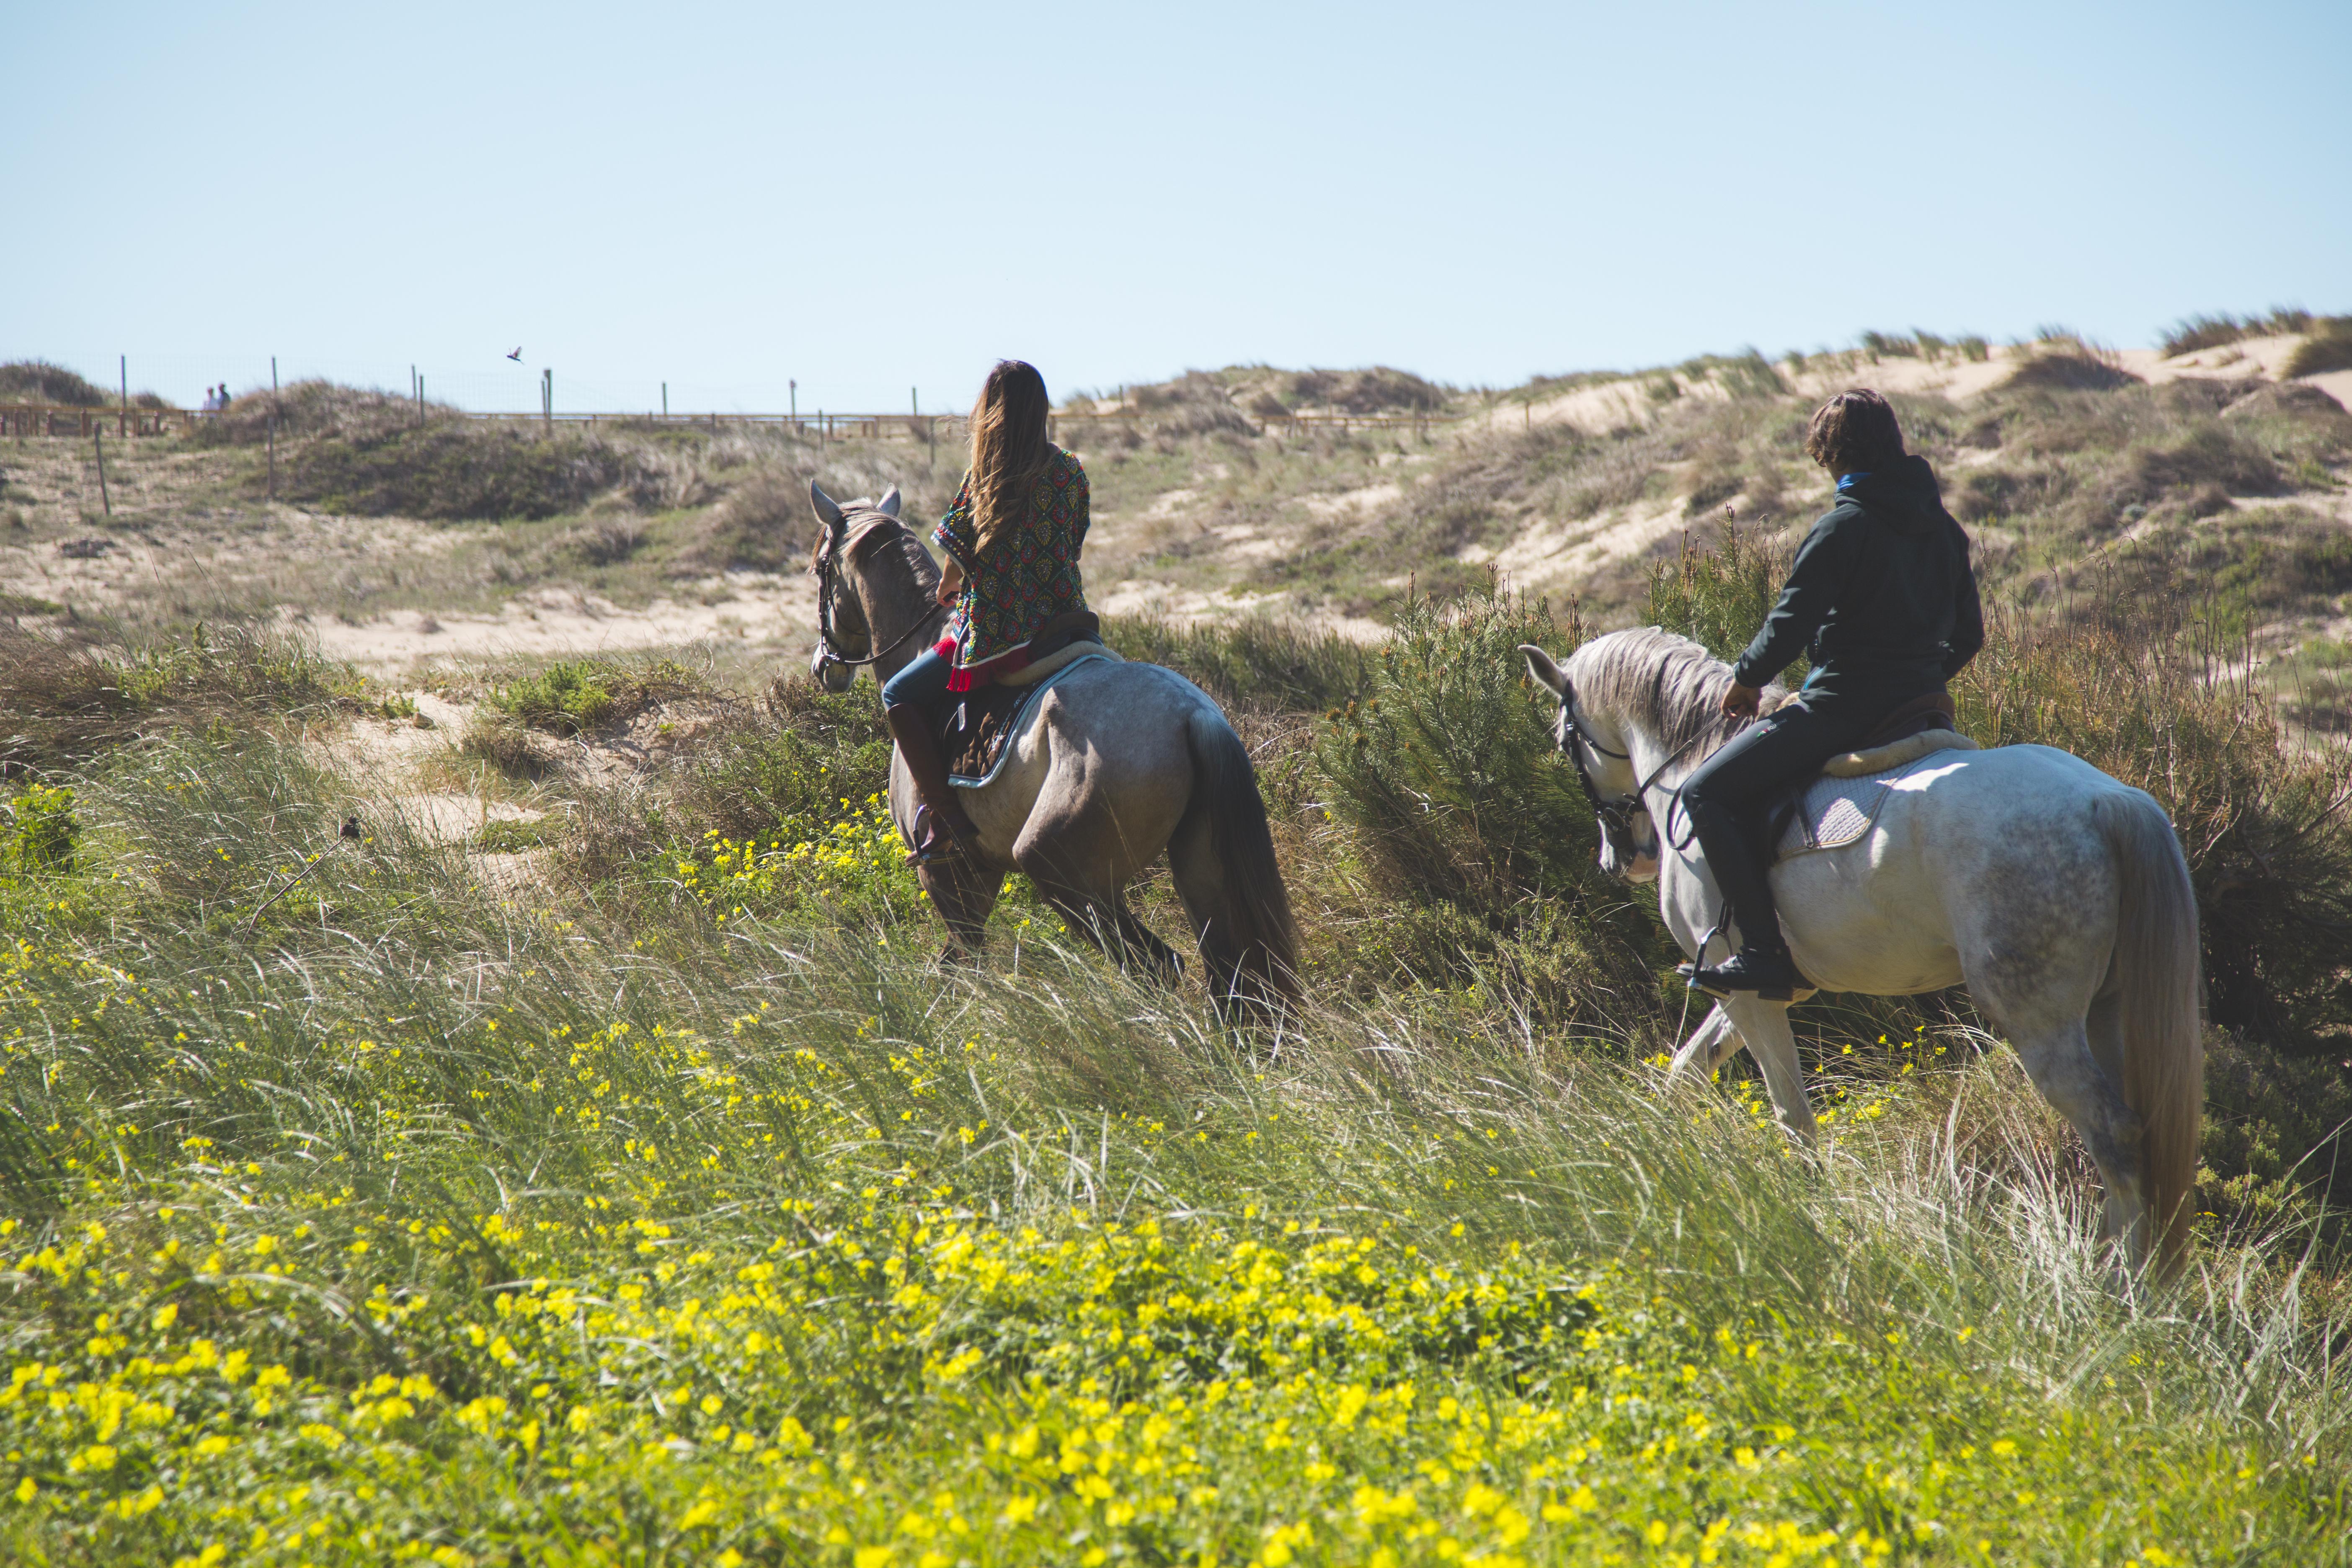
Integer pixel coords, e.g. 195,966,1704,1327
506,347,524,362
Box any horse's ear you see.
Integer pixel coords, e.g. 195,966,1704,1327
876,486,902,517
809,480,846,531
1519,643,1569,698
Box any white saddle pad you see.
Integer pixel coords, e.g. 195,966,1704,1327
1774,752,1947,861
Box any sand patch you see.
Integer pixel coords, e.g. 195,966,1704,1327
1490,498,1692,589
1302,480,1404,519
294,576,819,675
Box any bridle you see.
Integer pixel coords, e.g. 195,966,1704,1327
1549,676,1708,867
813,518,938,672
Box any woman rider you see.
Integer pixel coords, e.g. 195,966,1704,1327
1681,388,1984,998
880,359,1094,860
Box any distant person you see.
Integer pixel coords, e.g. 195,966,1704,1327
200,386,218,413
216,383,231,413
879,359,1095,861
1678,388,1984,996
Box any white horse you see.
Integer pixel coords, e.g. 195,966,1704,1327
1521,628,2203,1274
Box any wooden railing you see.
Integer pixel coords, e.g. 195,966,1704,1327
1,404,201,438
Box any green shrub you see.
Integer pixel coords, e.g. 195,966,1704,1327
490,657,701,737
0,359,110,406
495,660,618,734
284,423,653,522
471,816,555,853
1642,519,1806,687
1312,582,1668,1028
0,783,77,875
1104,614,1370,711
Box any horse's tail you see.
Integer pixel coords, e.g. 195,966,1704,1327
1170,709,1300,1018
2096,787,2203,1279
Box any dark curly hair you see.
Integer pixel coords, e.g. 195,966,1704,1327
1803,389,1906,475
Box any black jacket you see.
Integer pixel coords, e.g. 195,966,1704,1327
1731,455,1983,701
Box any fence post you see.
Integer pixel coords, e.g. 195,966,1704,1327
268,356,279,501
119,355,127,437
94,427,111,517
662,382,668,418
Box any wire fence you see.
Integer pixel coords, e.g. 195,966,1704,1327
8,349,1461,443
8,351,927,422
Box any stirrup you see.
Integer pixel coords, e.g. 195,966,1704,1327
1678,946,1799,1002
905,803,977,867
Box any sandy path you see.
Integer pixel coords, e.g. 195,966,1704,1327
297,577,820,675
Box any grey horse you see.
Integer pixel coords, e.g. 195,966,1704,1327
806,482,1299,1016
1524,628,2203,1276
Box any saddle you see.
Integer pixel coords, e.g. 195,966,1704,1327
1762,689,1981,860
941,612,1111,786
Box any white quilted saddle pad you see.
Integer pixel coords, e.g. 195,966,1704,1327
1774,752,1956,861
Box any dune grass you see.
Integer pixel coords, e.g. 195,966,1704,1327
0,721,2347,1565
2159,310,2315,359
2284,318,2352,380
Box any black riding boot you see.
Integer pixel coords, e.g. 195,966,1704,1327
1678,796,1802,1000
885,705,978,863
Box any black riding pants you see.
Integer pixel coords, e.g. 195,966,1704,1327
1677,690,1902,954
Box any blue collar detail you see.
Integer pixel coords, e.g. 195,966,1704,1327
1836,471,1872,491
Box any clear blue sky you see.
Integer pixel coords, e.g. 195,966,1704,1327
5,1,2344,413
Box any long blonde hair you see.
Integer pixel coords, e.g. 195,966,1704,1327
967,360,1053,554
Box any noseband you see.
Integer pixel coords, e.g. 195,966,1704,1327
1549,675,1706,867
813,519,936,672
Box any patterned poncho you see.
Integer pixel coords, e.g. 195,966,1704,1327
930,445,1091,691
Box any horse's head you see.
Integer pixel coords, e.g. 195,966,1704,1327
807,480,905,692
1520,642,1660,883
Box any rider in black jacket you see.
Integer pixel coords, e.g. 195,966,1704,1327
1681,389,1983,998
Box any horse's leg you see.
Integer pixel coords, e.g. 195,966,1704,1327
1997,1010,2148,1268
1722,995,1816,1142
1665,1004,1739,1086
1959,864,2149,1267
1025,873,1181,982
917,858,1002,962
1013,817,1183,986
2081,992,2142,1247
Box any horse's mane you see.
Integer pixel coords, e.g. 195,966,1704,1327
807,507,938,581
808,507,942,647
1564,626,1779,762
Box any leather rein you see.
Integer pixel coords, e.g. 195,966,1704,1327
1551,677,1711,863
813,517,942,670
